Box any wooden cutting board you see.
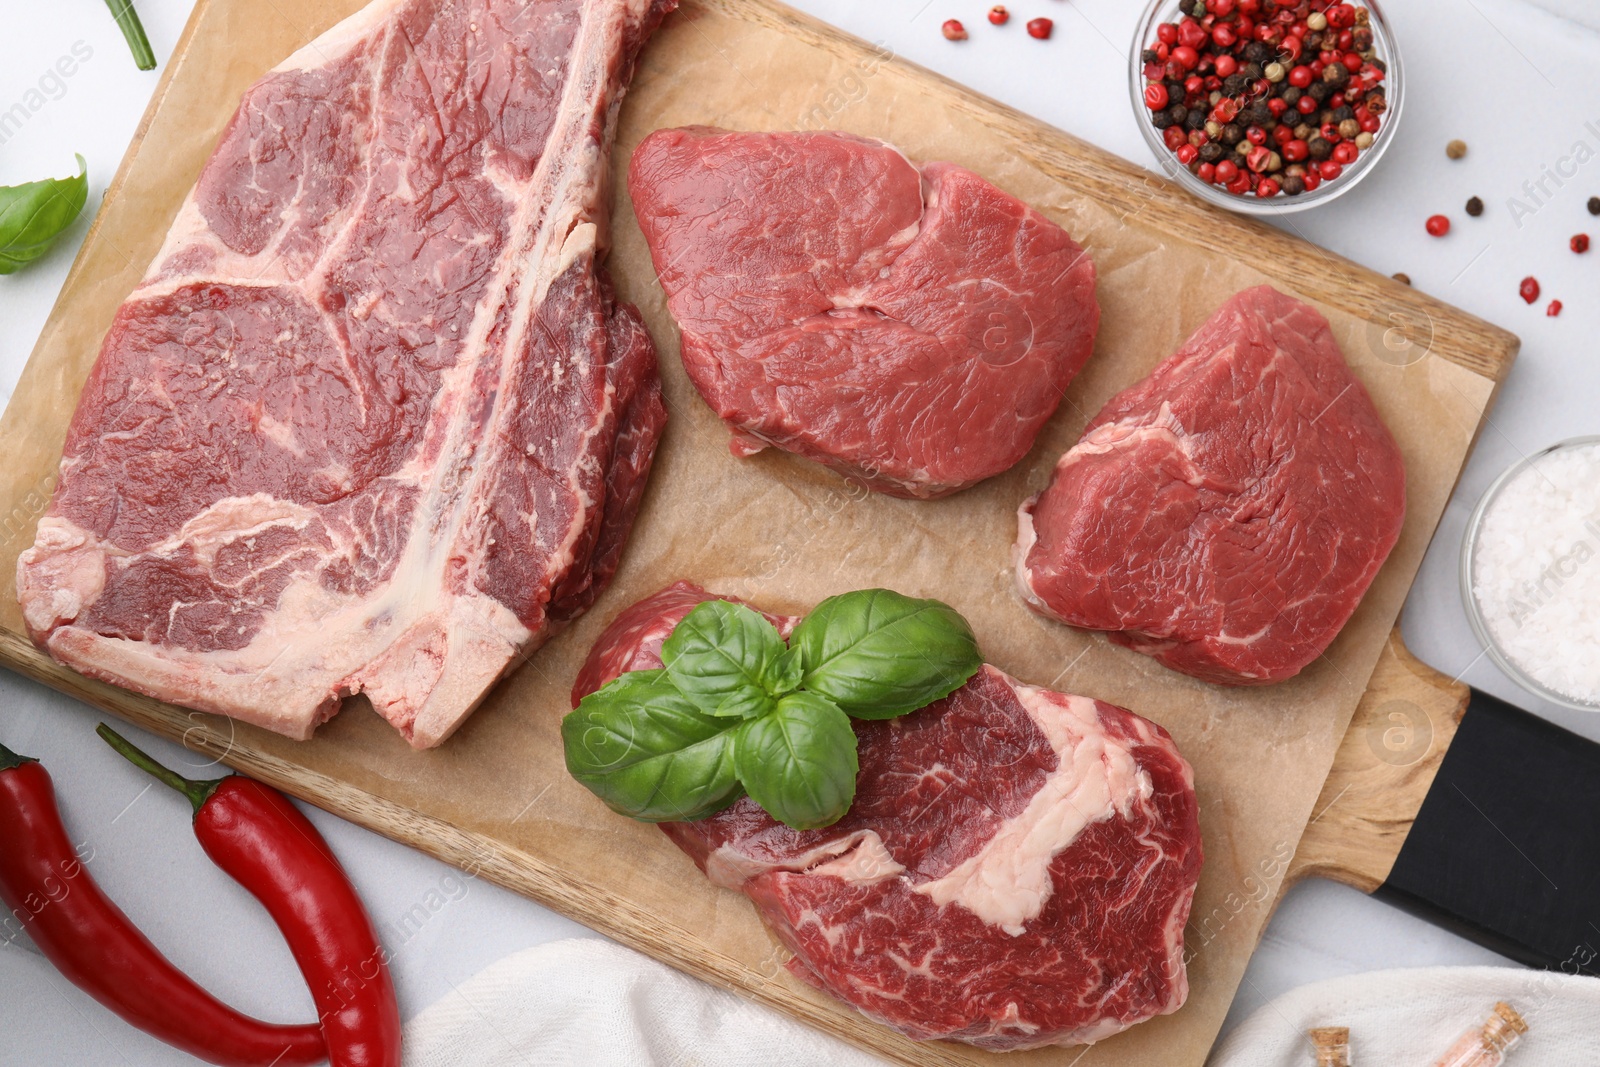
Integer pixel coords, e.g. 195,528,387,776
0,1,1517,1064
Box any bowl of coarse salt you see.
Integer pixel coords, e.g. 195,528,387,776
1463,437,1600,711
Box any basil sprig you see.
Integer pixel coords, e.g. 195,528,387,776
0,156,89,275
563,590,981,830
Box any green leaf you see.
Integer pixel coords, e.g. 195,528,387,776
661,600,788,717
0,156,89,276
764,645,805,696
789,589,982,720
561,670,743,822
713,687,775,720
735,692,858,830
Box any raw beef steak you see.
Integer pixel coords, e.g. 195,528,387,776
575,582,1202,1050
627,128,1100,499
1016,285,1406,685
16,0,675,748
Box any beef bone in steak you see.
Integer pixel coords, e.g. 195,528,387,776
575,582,1203,1050
1016,285,1406,686
627,127,1101,499
15,0,676,748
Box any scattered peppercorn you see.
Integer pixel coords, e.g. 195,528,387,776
1392,272,1411,285
1139,1,1390,200
1572,234,1590,254
988,5,1009,25
1446,139,1467,160
1426,214,1451,237
942,19,967,41
1465,197,1484,217
1547,300,1563,318
1026,17,1053,39
1589,196,1600,216
1520,277,1541,305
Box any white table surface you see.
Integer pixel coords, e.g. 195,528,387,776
3,0,1598,1062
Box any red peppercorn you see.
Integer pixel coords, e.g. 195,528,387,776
1026,17,1053,39
1178,18,1207,49
941,18,967,40
1171,44,1199,68
1258,178,1282,198
1425,215,1451,237
1297,95,1319,115
1164,125,1188,151
1215,159,1240,184
988,5,1009,25
1184,74,1205,96
1320,122,1343,144
1359,115,1381,134
1247,145,1274,173
1547,299,1564,317
1144,84,1169,111
1520,277,1541,304
1282,34,1304,60
1269,97,1290,118
1332,141,1359,165
1342,51,1364,73
1284,138,1310,163
1289,65,1314,88
1215,53,1238,77
1213,23,1238,48
1318,160,1344,181
1157,22,1178,45
1302,170,1322,192
1246,125,1268,146
1211,0,1235,15
1572,234,1591,254
1198,162,1217,184
1177,143,1199,166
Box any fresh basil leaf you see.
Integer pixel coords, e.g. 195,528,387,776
561,670,743,822
0,156,89,275
661,599,788,716
789,589,982,720
714,687,775,720
734,692,858,830
764,644,804,696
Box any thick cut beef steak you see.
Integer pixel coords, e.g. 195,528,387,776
17,0,675,748
575,582,1202,1050
627,127,1100,499
1017,285,1406,686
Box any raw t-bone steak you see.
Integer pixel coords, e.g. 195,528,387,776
1016,285,1406,685
575,582,1203,1051
17,0,675,748
628,127,1100,499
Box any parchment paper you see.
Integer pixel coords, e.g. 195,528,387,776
0,2,1502,1064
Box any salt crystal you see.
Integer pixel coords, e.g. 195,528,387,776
1471,441,1600,704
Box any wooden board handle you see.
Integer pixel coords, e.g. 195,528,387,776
1288,628,1469,892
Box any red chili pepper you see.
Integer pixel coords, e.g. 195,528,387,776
0,740,326,1067
99,725,401,1067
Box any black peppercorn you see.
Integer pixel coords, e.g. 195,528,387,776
1308,137,1333,161
1308,80,1333,103
1242,103,1274,128
1240,62,1264,81
1281,86,1303,107
1151,110,1175,130
1243,41,1272,64
1466,196,1484,217
1371,57,1388,73
1199,142,1224,164
1221,123,1245,145
1223,73,1251,97
1283,175,1307,196
1589,196,1600,216
1142,48,1162,64
1303,31,1323,50
1167,104,1188,126
1331,105,1355,123
1185,109,1207,132
1322,63,1349,87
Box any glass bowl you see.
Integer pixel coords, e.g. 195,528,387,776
1460,436,1600,712
1128,0,1405,215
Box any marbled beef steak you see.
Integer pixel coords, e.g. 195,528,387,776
576,582,1203,1051
1016,285,1406,686
18,0,675,748
628,127,1100,499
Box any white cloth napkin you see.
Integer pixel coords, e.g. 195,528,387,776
1211,966,1600,1066
402,938,888,1066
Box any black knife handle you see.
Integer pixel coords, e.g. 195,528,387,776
1376,688,1600,975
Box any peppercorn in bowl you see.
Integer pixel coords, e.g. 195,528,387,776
1129,0,1403,214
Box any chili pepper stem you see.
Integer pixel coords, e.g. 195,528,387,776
103,0,157,72
0,741,37,771
96,724,223,815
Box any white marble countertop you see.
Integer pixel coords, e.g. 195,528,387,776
3,0,1598,1062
